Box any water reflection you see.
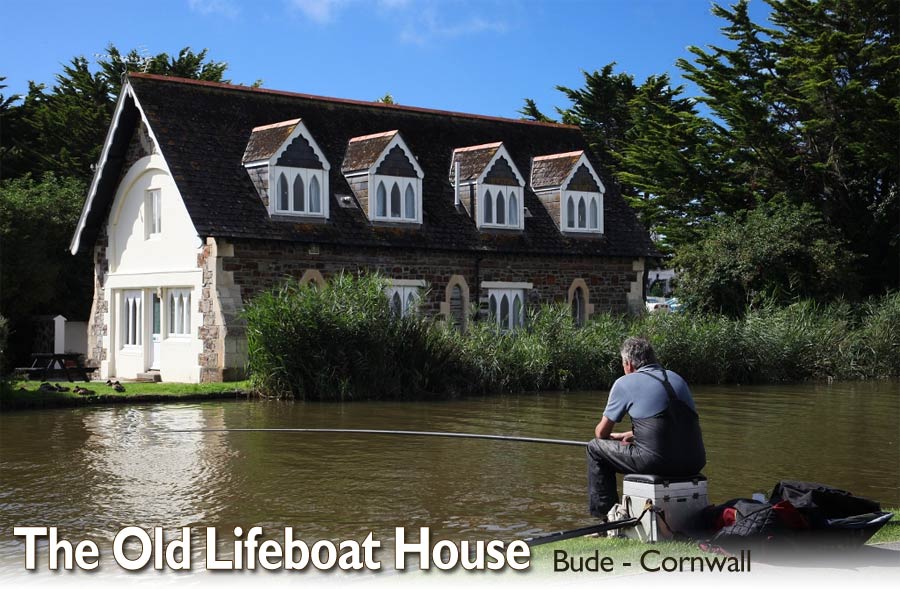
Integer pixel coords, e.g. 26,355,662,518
1,381,898,573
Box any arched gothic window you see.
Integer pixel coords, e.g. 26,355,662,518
293,175,305,212
278,173,289,212
376,182,387,217
405,184,416,219
309,176,321,213
390,183,401,218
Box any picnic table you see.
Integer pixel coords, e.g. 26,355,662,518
15,353,97,382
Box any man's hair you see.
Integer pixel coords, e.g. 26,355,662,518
620,336,658,369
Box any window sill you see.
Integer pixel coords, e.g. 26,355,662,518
562,228,604,237
479,224,524,232
119,347,143,355
370,219,422,228
271,213,328,223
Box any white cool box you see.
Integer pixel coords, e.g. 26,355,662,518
620,474,708,542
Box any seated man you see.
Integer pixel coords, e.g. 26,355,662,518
587,336,706,519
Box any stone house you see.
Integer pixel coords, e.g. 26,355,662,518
69,74,656,383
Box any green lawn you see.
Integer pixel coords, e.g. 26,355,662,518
529,507,899,575
1,379,252,410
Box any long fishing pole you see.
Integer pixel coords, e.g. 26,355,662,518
169,428,588,447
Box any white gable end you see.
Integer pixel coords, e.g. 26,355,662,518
108,154,203,274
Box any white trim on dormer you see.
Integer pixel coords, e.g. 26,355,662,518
475,144,525,188
365,134,424,224
560,152,605,194
474,144,525,231
370,133,424,180
263,120,331,220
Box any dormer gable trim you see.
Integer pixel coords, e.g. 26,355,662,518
242,119,331,172
369,132,424,179
530,150,604,193
561,153,604,194
476,144,525,188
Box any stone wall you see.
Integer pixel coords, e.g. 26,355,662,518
85,228,109,371
198,238,644,381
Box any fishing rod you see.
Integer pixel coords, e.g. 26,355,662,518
169,427,588,447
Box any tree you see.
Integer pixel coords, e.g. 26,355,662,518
0,46,230,363
615,74,723,254
673,199,858,316
0,174,92,366
2,45,229,182
678,0,900,293
376,93,395,104
522,66,716,253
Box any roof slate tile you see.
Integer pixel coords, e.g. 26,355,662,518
83,74,656,258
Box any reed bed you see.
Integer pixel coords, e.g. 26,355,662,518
244,274,899,401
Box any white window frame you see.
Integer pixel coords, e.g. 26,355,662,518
145,188,161,239
371,175,422,222
121,290,143,349
472,145,525,231
480,184,523,230
483,282,531,331
167,288,192,338
385,284,422,317
364,134,424,224
562,190,604,234
271,166,328,219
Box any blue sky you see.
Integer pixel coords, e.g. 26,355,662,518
1,0,772,119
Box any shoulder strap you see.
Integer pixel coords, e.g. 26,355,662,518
639,368,679,402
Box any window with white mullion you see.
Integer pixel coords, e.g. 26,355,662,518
480,185,523,229
273,167,327,217
487,288,525,331
145,189,161,238
385,285,420,317
122,290,143,348
167,288,192,337
372,175,420,222
563,191,603,234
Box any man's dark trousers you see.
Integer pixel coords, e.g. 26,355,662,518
586,438,657,518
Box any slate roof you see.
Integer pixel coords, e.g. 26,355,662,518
449,143,502,183
531,151,585,189
74,74,657,258
342,130,398,174
242,119,301,164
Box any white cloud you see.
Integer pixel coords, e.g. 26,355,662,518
284,0,510,42
287,0,351,24
400,12,509,46
188,0,240,19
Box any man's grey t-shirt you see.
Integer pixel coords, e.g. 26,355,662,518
603,364,697,422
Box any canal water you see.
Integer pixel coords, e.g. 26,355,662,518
1,381,897,569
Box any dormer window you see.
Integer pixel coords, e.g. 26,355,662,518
531,151,605,235
450,142,525,231
242,118,331,220
274,167,324,215
342,131,423,225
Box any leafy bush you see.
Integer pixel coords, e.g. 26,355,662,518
244,273,472,400
673,200,859,316
244,273,899,401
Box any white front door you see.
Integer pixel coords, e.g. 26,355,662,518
150,292,161,370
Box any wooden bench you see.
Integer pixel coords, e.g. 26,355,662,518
14,353,97,382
